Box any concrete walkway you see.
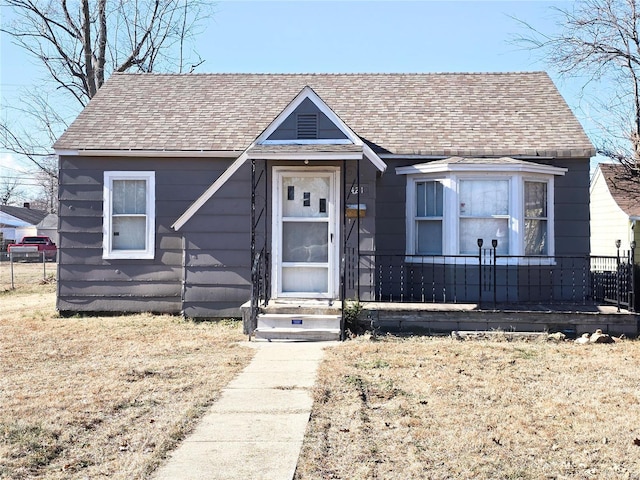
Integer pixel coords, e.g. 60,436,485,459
153,341,334,480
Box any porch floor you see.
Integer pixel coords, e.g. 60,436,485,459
360,302,638,338
242,300,639,338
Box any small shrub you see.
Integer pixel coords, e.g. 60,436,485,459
343,299,364,335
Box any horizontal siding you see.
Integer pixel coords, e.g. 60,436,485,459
59,264,182,282
186,250,248,267
58,155,245,315
59,281,181,297
185,267,251,286
185,233,250,250
590,171,630,255
553,159,590,255
58,297,181,314
182,303,245,319
184,285,250,303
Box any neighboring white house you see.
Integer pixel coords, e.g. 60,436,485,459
0,205,49,247
590,163,640,262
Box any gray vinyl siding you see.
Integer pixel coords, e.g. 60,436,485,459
57,155,250,317
179,162,252,318
552,158,591,255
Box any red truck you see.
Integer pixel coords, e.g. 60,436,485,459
8,236,58,261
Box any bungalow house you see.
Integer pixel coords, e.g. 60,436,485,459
590,163,640,262
55,72,635,338
590,163,639,312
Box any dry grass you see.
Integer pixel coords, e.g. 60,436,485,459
0,260,57,292
296,334,640,480
0,283,253,479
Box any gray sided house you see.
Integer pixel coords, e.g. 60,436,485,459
54,72,611,337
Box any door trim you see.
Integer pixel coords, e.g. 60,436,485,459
271,166,340,299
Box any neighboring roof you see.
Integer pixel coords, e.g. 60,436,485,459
598,163,640,219
0,205,48,226
54,72,595,158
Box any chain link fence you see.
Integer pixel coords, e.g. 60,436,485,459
0,252,57,290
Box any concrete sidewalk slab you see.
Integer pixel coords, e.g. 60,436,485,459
152,341,336,480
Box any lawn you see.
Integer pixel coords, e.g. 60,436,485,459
0,282,253,479
295,334,640,480
4,263,640,479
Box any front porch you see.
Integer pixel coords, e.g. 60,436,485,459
242,299,639,340
245,248,639,339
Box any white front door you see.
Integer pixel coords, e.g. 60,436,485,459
272,167,340,299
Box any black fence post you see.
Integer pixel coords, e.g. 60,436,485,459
492,239,498,308
477,238,483,307
616,239,621,312
631,240,636,312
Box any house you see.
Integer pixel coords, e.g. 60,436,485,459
0,204,48,248
590,163,640,263
55,72,633,337
36,213,59,245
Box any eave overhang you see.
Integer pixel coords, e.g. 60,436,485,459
396,157,567,176
54,149,242,157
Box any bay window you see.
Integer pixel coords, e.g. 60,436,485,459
104,171,155,259
399,158,566,260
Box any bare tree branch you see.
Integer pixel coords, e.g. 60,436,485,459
1,0,215,175
512,0,640,166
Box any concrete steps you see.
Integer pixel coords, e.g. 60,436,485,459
253,313,341,341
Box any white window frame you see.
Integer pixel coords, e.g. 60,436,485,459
404,171,556,263
103,171,155,260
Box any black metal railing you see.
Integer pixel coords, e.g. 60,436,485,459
356,249,636,311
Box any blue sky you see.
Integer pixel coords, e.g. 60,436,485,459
1,0,599,194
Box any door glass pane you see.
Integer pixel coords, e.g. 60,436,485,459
459,180,508,216
282,267,328,293
416,220,442,254
459,218,509,254
113,216,146,250
283,222,328,262
282,176,330,217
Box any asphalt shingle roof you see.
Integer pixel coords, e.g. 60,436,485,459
599,163,640,218
54,72,595,158
0,205,48,226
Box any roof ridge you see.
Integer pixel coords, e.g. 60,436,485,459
111,71,548,77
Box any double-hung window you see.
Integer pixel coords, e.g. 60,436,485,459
415,180,444,254
459,179,510,254
524,181,548,255
103,171,155,259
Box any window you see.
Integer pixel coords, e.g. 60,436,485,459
524,181,548,255
415,181,444,254
104,171,155,259
398,159,565,260
459,180,509,254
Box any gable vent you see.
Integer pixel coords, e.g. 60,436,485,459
297,114,318,139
